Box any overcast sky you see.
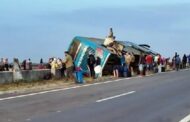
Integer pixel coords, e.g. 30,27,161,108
0,0,190,62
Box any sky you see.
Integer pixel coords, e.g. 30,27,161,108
0,0,190,62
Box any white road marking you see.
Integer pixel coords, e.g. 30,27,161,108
179,114,190,122
114,79,122,81
0,79,126,101
0,86,82,101
0,72,166,102
124,77,132,80
26,118,31,121
1,69,187,101
146,74,154,77
96,91,136,103
7,119,12,122
56,110,62,113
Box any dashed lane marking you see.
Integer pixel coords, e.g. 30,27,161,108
1,69,189,101
179,114,190,122
96,91,136,103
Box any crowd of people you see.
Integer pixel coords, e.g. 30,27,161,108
172,53,190,71
0,54,75,81
111,52,190,78
46,51,75,81
47,51,102,81
21,58,33,70
0,58,9,71
0,51,102,82
0,52,190,82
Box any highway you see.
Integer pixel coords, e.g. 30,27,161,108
0,69,190,122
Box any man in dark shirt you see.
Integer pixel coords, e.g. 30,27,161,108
87,53,96,78
96,56,101,66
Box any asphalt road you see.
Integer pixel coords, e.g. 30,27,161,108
0,69,190,122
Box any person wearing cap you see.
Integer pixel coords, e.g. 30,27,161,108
63,51,74,81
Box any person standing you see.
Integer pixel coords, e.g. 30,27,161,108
113,65,119,78
108,28,114,38
188,54,190,67
47,58,53,69
40,58,43,64
175,55,181,71
120,53,126,66
38,58,44,69
173,52,178,70
51,58,59,76
87,52,96,79
125,52,132,77
13,58,23,81
145,54,153,74
130,53,135,76
120,53,127,77
29,59,32,70
182,54,187,69
4,58,9,71
63,51,74,81
22,60,26,70
57,58,65,77
26,59,30,70
96,56,101,66
0,58,5,71
94,56,102,78
26,58,32,70
139,53,146,76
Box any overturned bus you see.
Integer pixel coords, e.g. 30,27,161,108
68,36,158,75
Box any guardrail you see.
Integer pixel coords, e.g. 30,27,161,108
0,69,51,84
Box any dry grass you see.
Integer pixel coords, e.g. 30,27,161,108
0,76,114,94
0,79,74,94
